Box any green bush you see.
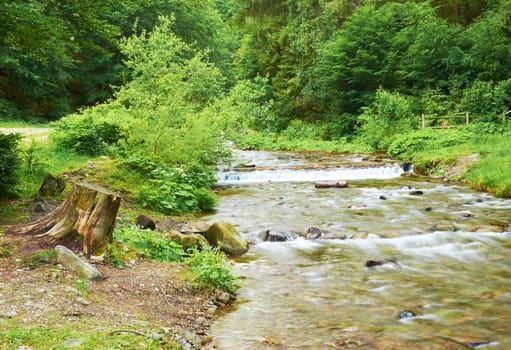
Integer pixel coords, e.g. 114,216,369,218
52,114,128,156
138,168,218,215
0,133,21,198
119,157,218,215
114,225,185,262
358,89,415,150
185,246,240,293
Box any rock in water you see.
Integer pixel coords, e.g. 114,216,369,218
365,260,385,268
409,190,424,196
306,227,322,240
399,311,416,319
55,245,103,280
267,230,297,242
205,222,248,255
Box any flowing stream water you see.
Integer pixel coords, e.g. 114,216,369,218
204,150,511,350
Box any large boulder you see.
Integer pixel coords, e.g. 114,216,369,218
205,222,248,255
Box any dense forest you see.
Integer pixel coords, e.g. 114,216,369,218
1,0,511,204
2,0,510,124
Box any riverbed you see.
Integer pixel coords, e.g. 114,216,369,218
205,151,511,349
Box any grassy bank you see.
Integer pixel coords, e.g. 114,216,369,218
412,134,511,197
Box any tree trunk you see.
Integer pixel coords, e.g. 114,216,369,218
314,181,348,189
8,183,121,255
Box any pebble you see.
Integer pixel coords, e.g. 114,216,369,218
76,297,91,306
149,332,163,341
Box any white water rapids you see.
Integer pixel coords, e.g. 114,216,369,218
204,150,511,350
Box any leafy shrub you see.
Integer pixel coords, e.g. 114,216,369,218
52,114,128,156
114,225,185,262
0,133,21,198
388,128,475,159
185,246,240,293
461,79,511,123
138,168,218,215
119,157,218,215
358,89,415,150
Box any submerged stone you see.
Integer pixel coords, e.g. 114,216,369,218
399,311,416,319
365,260,385,268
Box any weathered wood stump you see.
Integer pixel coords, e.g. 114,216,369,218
8,183,121,255
314,181,348,189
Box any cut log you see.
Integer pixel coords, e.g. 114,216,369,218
314,181,348,189
7,183,121,255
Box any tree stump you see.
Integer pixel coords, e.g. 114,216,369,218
8,183,121,255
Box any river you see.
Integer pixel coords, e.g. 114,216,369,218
204,150,511,350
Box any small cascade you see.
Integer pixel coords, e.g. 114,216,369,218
217,163,405,184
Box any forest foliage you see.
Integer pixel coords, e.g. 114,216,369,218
2,0,511,203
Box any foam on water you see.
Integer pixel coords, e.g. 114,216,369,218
217,164,404,184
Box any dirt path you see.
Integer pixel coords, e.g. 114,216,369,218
0,127,52,143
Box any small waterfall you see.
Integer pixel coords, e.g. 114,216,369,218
217,163,404,184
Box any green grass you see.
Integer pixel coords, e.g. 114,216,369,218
0,120,49,128
0,321,181,349
16,145,95,197
413,134,511,197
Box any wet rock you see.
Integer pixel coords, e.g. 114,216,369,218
466,341,491,349
423,207,433,212
379,195,387,200
267,230,297,242
365,260,385,268
55,245,103,280
136,214,156,230
399,310,416,319
306,227,322,240
402,162,413,172
205,222,248,255
214,289,232,305
409,190,424,196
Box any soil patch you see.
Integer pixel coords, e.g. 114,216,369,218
0,233,222,349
